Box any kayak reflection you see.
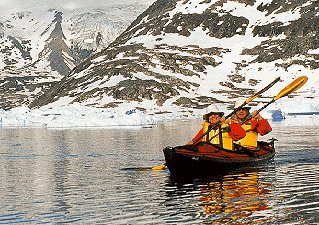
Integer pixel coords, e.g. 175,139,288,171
198,171,271,221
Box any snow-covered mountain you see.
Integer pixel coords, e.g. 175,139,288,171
30,0,319,116
0,3,152,109
4,0,319,116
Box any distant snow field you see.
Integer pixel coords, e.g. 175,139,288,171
1,95,319,128
0,105,158,128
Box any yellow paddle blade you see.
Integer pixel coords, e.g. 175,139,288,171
152,164,166,170
274,76,308,100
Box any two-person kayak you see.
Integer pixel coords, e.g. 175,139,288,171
163,139,276,177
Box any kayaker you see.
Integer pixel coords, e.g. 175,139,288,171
188,105,246,150
232,101,272,150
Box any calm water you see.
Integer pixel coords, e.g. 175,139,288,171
0,117,319,224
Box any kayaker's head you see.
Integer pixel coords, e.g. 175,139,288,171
204,111,224,124
234,98,251,121
235,107,250,120
203,105,224,123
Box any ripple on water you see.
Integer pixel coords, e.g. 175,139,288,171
0,122,319,224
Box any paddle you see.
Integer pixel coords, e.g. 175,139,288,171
151,77,281,170
241,75,308,124
191,76,281,144
206,75,309,142
151,164,166,170
121,164,166,171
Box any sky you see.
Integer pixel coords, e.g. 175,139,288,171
0,0,156,13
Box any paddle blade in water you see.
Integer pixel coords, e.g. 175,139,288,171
152,164,166,170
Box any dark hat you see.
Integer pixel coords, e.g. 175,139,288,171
203,111,224,121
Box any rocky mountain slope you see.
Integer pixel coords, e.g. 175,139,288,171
0,4,150,109
30,0,319,115
4,0,319,115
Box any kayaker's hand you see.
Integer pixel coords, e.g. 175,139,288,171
224,118,233,124
251,110,263,120
222,126,231,133
231,115,240,123
220,117,233,124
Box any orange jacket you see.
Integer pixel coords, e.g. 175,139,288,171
248,118,272,136
233,118,272,150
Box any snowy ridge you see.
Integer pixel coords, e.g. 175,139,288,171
0,3,152,110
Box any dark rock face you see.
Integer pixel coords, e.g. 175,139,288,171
41,12,74,77
0,75,57,110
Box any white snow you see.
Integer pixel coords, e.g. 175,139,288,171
221,1,302,26
0,104,158,128
308,48,319,54
169,0,212,16
1,92,319,129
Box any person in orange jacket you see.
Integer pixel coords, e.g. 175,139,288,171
188,109,246,151
232,104,272,150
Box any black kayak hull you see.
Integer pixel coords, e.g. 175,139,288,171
163,141,275,177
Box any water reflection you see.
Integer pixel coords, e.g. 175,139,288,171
164,167,275,224
198,172,271,223
0,118,319,224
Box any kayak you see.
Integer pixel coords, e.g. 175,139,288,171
163,140,276,176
